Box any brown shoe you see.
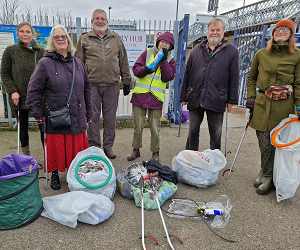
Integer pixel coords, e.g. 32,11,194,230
127,148,140,161
152,151,159,162
105,150,116,159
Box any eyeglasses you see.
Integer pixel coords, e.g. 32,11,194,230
274,27,290,33
53,35,67,40
93,17,107,21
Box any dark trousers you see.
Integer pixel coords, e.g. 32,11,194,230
256,130,275,178
185,106,224,151
14,109,29,147
87,84,119,152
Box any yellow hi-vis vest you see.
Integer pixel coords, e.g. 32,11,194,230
133,48,173,102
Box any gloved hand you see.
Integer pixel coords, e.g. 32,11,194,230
161,48,168,61
36,117,45,125
144,66,154,75
123,84,130,96
296,107,300,120
246,97,255,117
87,118,92,124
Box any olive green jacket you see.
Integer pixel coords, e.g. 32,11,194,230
247,44,300,131
75,28,131,86
1,40,45,110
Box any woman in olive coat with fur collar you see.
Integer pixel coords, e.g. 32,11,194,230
1,22,45,155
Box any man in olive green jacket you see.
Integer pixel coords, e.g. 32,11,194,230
75,8,131,159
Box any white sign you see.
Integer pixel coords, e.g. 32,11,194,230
0,32,14,59
114,30,146,66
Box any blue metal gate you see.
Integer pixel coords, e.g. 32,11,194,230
233,25,269,107
168,14,190,125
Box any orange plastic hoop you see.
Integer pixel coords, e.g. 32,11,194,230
271,117,300,148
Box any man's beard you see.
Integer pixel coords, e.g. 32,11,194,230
94,24,107,32
208,36,222,45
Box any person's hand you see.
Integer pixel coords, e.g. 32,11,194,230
246,97,255,118
144,66,154,75
87,118,92,124
161,48,168,61
227,103,234,113
123,84,130,96
181,102,187,105
11,92,20,106
36,117,45,125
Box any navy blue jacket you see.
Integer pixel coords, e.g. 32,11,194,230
179,38,239,112
26,51,93,134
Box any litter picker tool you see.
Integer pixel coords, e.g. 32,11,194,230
17,103,20,154
224,106,229,158
44,119,48,189
140,175,158,250
223,110,253,180
148,173,182,250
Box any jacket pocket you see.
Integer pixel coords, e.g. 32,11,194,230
186,87,194,101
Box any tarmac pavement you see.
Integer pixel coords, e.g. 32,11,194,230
1,110,300,250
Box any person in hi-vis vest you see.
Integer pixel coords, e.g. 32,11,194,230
127,32,176,162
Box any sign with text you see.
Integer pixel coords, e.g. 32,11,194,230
0,32,14,59
115,30,146,66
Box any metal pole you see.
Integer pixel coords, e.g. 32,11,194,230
109,6,112,20
214,0,219,16
176,0,179,20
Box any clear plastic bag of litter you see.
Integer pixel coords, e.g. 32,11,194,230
167,195,232,228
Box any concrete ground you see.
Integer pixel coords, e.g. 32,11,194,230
1,110,300,250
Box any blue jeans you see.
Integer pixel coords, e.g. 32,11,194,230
185,106,224,151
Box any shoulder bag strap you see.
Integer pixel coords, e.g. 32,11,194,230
67,59,76,106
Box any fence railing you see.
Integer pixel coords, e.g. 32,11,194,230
188,0,300,45
0,15,176,128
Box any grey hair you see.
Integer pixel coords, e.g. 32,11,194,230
91,9,107,20
208,18,226,30
45,25,76,54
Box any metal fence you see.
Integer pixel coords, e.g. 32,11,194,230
0,15,176,128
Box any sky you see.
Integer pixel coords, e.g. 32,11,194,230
21,0,260,25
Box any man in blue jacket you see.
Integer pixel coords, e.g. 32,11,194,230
179,18,239,151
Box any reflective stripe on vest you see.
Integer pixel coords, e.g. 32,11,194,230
133,48,173,102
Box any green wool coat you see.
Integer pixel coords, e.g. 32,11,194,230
247,44,300,132
1,40,45,110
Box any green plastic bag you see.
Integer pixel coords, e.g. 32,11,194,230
132,181,177,210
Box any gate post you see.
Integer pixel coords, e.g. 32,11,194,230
76,17,82,42
172,14,189,125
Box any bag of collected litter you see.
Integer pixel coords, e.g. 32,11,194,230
167,195,233,228
172,149,227,188
67,146,116,200
116,169,134,200
132,180,178,210
0,154,42,230
270,114,300,202
41,191,114,228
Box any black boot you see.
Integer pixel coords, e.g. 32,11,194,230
51,170,60,190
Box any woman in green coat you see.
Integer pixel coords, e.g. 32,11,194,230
246,19,300,195
1,22,45,155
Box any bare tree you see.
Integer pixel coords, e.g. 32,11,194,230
0,0,22,24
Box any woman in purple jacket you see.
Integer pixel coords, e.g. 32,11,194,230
26,25,93,190
127,32,176,162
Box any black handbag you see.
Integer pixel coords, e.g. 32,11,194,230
48,59,75,129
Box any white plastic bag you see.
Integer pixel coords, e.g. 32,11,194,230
67,146,116,200
41,191,114,228
270,114,300,202
172,149,227,188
